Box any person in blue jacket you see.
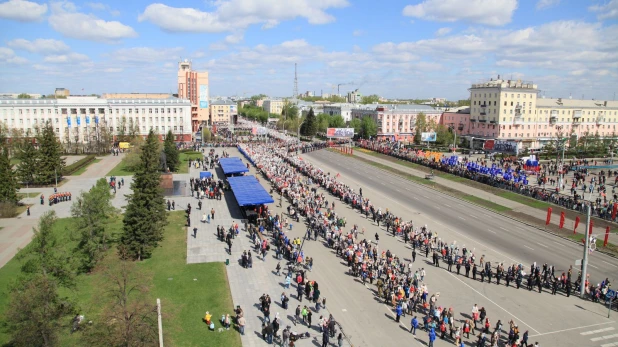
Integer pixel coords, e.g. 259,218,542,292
411,316,419,335
428,327,436,347
395,304,403,323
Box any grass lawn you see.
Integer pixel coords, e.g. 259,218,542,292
496,191,551,209
178,152,204,174
69,159,101,176
17,192,41,199
461,195,511,212
9,158,21,166
106,158,135,177
0,211,240,347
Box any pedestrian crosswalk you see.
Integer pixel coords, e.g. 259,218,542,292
581,326,618,346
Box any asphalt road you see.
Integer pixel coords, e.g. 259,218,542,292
292,149,618,347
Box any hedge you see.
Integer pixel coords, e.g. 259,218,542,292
62,155,96,176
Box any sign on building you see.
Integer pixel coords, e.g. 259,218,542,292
199,85,209,108
421,132,437,142
484,140,518,154
327,128,354,138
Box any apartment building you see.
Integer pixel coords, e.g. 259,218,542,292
0,96,193,144
323,103,356,123
351,104,442,141
262,99,283,115
210,100,237,125
177,59,209,131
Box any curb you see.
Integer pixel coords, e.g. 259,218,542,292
334,150,618,260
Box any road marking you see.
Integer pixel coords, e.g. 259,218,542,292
524,245,534,251
537,242,549,248
581,327,615,335
601,342,618,347
342,309,347,312
422,195,429,199
589,264,599,269
553,241,562,246
482,213,491,217
499,227,508,231
413,197,419,200
444,204,451,208
488,229,497,234
458,216,466,220
529,321,615,337
603,261,618,268
591,333,618,342
444,271,540,335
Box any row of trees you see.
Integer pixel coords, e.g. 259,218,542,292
5,129,167,346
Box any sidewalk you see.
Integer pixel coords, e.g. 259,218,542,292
352,150,618,246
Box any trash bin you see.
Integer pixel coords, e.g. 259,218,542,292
225,259,229,265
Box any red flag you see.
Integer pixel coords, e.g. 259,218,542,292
574,216,580,234
612,203,618,220
604,226,610,247
559,212,565,229
546,207,552,225
589,219,594,236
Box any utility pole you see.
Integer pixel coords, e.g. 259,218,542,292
293,63,298,99
580,204,591,298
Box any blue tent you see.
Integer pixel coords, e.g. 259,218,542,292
237,145,255,165
219,157,249,175
200,171,212,179
227,175,274,206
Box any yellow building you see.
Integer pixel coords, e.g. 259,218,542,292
210,100,237,125
262,99,283,115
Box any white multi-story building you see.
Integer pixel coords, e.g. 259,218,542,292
262,99,284,115
0,95,193,144
323,103,356,123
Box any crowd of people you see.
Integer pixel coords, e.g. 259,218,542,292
235,138,612,347
357,140,618,223
44,192,72,205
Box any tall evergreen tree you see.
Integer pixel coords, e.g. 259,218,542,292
163,130,180,172
0,146,18,205
16,140,38,186
120,130,168,260
36,123,65,185
71,178,116,272
300,108,318,137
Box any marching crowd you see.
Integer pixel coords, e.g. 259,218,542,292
235,139,611,347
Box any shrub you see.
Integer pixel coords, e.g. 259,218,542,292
62,155,96,176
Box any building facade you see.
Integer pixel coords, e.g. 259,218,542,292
465,77,618,150
55,88,69,98
210,100,237,125
0,96,192,144
351,104,442,141
177,59,209,131
347,89,362,103
262,99,283,115
323,103,356,123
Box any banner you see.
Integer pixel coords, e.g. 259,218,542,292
327,128,354,138
605,226,610,247
77,116,81,126
559,212,565,228
86,116,90,124
574,216,580,234
612,203,617,220
67,116,72,127
199,85,209,108
589,219,594,235
546,207,552,225
421,132,437,142
484,140,517,153
94,116,99,124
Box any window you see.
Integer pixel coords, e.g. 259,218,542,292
142,117,145,122
149,108,152,113
155,108,158,113
168,117,171,122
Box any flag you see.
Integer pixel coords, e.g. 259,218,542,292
589,219,594,236
574,216,580,234
559,212,565,229
545,207,552,225
605,226,610,247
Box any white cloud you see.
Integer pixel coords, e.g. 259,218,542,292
104,67,123,73
0,47,28,64
225,33,244,44
0,0,47,22
87,2,120,16
435,27,452,36
589,0,618,20
536,0,560,10
353,29,365,37
44,52,90,63
7,38,70,54
138,0,349,33
48,1,137,43
209,42,228,51
111,47,183,63
403,0,518,26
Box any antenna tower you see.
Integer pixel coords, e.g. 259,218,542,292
293,63,298,98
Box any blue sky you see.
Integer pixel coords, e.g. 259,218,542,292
0,0,617,101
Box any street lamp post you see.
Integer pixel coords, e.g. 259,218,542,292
580,204,591,298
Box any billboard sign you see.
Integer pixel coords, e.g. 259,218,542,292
484,140,517,153
421,132,437,142
326,128,354,138
199,85,209,108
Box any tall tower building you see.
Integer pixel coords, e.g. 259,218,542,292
177,59,210,131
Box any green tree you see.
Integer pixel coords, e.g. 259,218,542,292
6,274,74,347
361,94,380,104
326,95,346,103
17,93,32,99
359,116,378,139
413,112,427,144
15,140,38,186
202,127,212,142
250,94,268,101
300,108,318,137
71,178,116,272
163,130,180,172
329,114,346,128
435,124,454,146
120,130,168,261
35,123,65,185
18,211,75,287
282,100,299,120
349,118,362,136
316,113,330,133
0,146,18,206
122,135,146,172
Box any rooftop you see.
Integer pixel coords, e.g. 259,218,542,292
470,78,537,90
536,98,618,109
